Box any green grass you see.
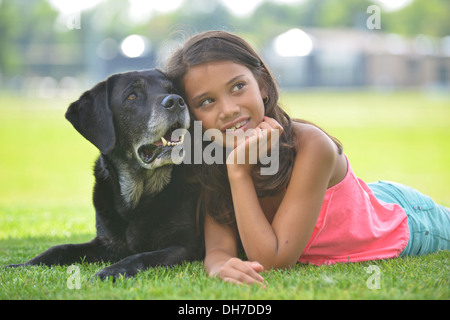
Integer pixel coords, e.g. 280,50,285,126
1,251,448,300
1,90,449,300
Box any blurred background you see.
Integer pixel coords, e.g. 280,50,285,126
0,0,449,210
1,0,449,93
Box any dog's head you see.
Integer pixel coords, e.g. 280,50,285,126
66,69,189,170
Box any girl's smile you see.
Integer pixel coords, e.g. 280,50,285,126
222,118,249,132
183,61,267,146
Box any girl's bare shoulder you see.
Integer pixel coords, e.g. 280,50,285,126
291,121,347,188
291,122,334,151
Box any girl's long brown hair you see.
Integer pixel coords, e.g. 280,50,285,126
165,30,342,226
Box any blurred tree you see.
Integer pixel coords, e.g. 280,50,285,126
234,1,307,42
0,0,59,76
306,0,375,29
1,0,449,83
0,0,24,75
383,0,450,37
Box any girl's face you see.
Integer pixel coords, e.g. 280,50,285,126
183,61,267,147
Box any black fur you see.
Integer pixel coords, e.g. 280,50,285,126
6,69,204,280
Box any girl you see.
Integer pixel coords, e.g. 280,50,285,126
165,30,450,286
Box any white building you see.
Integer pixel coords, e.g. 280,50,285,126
265,28,450,89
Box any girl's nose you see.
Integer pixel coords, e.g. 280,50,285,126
218,99,240,120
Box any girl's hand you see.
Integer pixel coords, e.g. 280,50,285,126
226,117,283,174
212,257,266,286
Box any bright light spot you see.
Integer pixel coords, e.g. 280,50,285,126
221,0,307,17
274,0,303,3
153,0,184,13
373,0,413,11
220,0,265,17
128,0,184,22
274,28,313,57
48,0,102,13
120,35,149,58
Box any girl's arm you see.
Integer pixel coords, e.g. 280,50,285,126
227,121,340,270
204,210,265,285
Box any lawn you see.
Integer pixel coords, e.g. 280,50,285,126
0,90,449,300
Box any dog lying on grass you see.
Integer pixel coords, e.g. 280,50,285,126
6,69,204,280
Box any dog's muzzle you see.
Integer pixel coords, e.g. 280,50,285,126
136,94,189,169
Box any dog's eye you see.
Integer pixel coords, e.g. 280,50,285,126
127,93,137,100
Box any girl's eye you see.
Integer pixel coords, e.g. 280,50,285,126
200,98,214,107
127,93,137,100
232,82,246,93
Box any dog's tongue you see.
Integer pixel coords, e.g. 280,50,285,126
138,143,173,164
138,144,159,163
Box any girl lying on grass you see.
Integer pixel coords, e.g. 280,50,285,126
165,30,450,286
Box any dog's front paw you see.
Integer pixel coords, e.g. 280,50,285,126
95,263,138,282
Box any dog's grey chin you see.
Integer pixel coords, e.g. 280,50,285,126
136,144,184,170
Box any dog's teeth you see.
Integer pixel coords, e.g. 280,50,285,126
162,137,184,148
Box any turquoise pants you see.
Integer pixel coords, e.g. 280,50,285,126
368,181,450,256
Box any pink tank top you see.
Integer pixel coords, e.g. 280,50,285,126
297,155,409,265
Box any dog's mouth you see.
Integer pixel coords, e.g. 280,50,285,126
137,124,186,166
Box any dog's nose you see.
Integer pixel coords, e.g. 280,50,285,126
161,94,186,112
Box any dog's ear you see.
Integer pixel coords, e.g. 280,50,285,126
65,80,116,155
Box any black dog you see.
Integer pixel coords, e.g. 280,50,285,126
6,69,204,280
